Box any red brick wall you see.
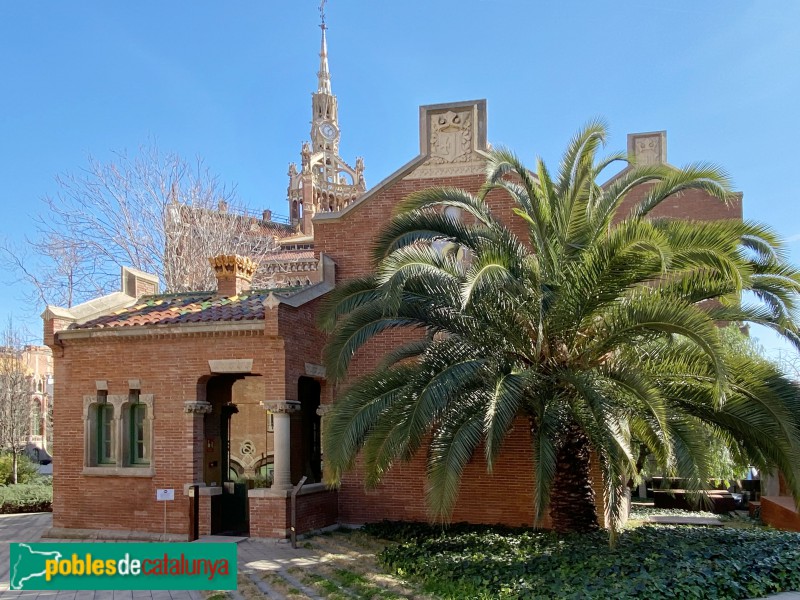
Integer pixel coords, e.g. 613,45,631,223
198,494,219,536
249,494,289,538
761,496,800,532
249,488,337,538
613,181,742,223
296,488,339,534
50,326,284,537
277,299,329,484
338,418,555,528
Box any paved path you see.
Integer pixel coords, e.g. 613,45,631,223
644,515,724,526
0,514,204,599
1,512,799,599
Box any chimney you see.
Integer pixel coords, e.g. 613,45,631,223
209,255,257,296
121,266,159,299
262,209,272,222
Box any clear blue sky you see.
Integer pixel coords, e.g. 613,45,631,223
1,1,799,355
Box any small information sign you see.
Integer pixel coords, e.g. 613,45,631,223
156,488,174,501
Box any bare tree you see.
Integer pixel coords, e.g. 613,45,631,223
2,143,292,308
0,321,34,484
774,349,800,382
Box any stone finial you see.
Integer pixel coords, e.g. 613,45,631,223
209,255,258,297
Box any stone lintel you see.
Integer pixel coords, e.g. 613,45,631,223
305,363,326,379
208,359,253,374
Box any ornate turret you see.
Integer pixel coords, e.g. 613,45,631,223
287,8,365,235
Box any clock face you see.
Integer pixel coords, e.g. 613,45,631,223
320,122,338,140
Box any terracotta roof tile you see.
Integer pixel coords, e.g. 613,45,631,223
70,286,300,330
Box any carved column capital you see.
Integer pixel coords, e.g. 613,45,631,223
261,400,301,414
316,404,334,417
184,400,213,414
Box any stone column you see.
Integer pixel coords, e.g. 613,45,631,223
262,400,301,490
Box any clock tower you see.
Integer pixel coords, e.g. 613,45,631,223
287,17,365,235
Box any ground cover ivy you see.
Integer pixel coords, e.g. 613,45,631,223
364,522,800,599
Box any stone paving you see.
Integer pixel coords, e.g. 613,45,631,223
2,512,799,599
0,514,204,600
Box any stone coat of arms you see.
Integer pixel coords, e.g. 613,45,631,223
430,110,473,164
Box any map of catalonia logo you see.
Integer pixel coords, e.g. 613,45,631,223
10,543,237,590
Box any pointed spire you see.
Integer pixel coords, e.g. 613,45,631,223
317,1,332,94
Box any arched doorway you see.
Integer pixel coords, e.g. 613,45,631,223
203,374,266,536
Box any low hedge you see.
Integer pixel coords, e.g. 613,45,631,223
365,521,800,599
0,482,53,514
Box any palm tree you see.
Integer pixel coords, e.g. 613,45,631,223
319,121,800,540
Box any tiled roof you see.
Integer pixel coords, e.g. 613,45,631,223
70,288,296,330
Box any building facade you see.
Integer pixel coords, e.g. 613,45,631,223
42,27,742,540
0,344,53,463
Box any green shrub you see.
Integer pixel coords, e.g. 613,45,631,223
365,521,800,599
233,473,273,489
0,453,41,485
0,481,52,514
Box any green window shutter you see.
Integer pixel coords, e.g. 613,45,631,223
97,404,114,464
130,403,149,465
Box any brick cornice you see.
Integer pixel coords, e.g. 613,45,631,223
54,321,266,342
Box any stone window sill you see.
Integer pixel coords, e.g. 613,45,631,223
82,466,155,477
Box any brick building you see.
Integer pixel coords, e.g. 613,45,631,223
42,26,741,540
0,344,53,463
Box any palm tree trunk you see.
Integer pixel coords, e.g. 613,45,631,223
549,422,599,533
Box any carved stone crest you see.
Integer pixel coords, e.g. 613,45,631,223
430,111,473,164
405,101,488,181
631,134,665,166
